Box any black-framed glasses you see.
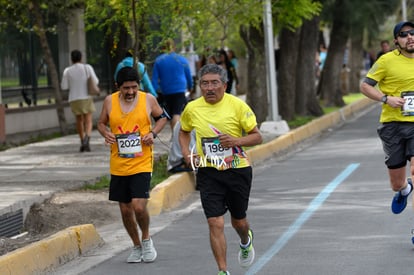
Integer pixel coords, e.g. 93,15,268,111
399,29,414,38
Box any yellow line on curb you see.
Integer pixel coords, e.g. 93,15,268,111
0,224,103,275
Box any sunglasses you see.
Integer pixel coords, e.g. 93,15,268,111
398,29,414,37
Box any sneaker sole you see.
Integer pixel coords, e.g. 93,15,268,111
127,259,142,263
142,250,157,263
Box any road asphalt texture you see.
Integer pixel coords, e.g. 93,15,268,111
0,97,375,274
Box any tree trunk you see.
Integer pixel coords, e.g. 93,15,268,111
31,0,67,134
317,0,349,107
349,30,364,94
278,27,301,121
240,24,268,124
296,16,323,117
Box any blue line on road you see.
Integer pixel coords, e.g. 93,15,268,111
246,163,360,275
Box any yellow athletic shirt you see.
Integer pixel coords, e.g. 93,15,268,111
180,93,257,170
367,49,414,123
109,91,153,176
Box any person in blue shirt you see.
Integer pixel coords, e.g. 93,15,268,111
152,39,193,130
114,51,157,98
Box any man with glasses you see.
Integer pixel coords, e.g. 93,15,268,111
179,64,263,275
360,21,414,217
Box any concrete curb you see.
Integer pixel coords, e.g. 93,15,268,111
0,97,376,274
148,172,196,216
0,224,103,275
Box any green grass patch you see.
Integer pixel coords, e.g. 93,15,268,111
151,154,169,189
288,93,364,128
82,154,170,191
83,175,110,190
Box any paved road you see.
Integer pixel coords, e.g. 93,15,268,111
52,104,414,275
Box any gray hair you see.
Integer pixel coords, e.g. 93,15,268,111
198,64,228,83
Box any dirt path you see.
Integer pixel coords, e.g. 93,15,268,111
0,189,120,256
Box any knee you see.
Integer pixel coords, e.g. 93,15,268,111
208,217,224,231
231,217,248,231
132,202,147,218
119,204,134,220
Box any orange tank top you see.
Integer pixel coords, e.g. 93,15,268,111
109,91,152,175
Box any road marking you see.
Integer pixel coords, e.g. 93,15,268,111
246,163,360,275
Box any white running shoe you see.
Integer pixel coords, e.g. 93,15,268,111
127,246,142,263
142,238,157,262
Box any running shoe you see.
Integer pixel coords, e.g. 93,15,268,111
218,271,230,275
238,229,255,268
142,237,157,262
127,246,142,263
391,178,413,214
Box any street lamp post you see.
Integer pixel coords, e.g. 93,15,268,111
260,0,289,136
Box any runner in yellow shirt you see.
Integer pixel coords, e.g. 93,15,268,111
361,21,414,216
179,64,263,275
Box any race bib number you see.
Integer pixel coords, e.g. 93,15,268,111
401,91,414,116
201,137,233,160
115,132,143,158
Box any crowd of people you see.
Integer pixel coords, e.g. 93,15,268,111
58,20,414,274
60,41,256,275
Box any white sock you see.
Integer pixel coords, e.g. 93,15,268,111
401,182,412,196
240,236,251,248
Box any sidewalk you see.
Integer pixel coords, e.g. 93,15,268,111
0,126,172,237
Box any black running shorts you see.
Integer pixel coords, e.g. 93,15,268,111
109,172,151,203
377,122,414,169
196,167,252,219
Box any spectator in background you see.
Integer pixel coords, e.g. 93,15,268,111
318,44,327,72
218,49,238,95
183,44,200,99
227,49,239,95
114,50,157,98
61,49,98,152
207,54,218,65
199,46,213,68
152,39,193,131
167,121,195,173
227,49,238,70
376,40,391,60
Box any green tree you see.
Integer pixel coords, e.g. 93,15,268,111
0,0,84,134
85,0,320,123
317,0,400,107
253,0,321,122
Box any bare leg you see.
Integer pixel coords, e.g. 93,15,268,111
231,217,250,245
388,166,408,191
75,114,85,142
131,198,150,240
84,112,93,137
119,202,141,246
207,216,227,272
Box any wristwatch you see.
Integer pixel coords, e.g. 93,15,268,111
381,95,388,104
150,131,157,139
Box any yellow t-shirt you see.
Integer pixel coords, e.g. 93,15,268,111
367,49,414,122
180,93,257,170
109,91,153,176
